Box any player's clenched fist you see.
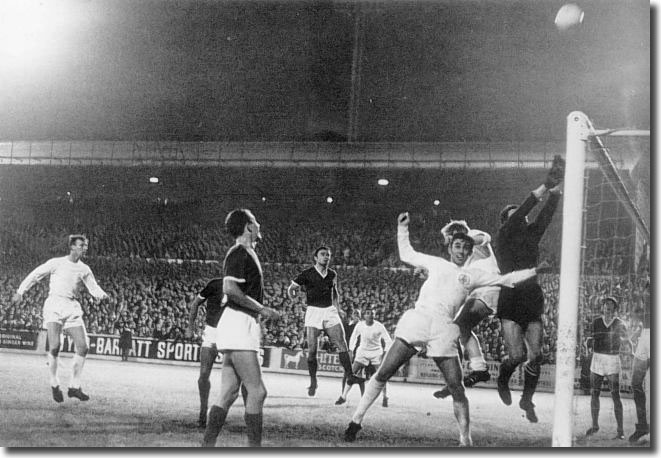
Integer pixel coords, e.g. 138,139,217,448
397,212,410,227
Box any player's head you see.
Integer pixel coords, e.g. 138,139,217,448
441,220,470,245
601,296,618,314
363,307,375,324
448,232,474,267
68,234,89,259
313,246,331,267
225,209,261,243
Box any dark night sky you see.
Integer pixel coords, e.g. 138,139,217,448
0,0,650,142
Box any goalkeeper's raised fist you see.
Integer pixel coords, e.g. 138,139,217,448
544,155,566,189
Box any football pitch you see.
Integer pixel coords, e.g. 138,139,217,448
0,351,648,448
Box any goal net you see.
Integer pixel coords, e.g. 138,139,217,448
552,112,650,446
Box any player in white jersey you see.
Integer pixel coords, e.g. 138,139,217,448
12,235,108,403
343,213,551,446
335,307,392,406
433,220,499,398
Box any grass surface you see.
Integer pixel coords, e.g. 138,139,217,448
0,351,650,448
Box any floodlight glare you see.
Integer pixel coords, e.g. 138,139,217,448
377,178,389,186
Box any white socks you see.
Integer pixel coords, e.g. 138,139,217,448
351,377,385,424
47,353,60,387
70,354,86,389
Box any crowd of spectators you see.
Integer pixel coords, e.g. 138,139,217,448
1,250,645,365
0,164,645,366
2,197,568,272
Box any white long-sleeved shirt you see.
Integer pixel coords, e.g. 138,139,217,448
349,320,393,353
397,226,535,320
17,256,107,301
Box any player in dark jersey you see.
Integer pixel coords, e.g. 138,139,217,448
202,209,279,448
495,176,562,423
585,297,628,440
288,246,358,397
629,279,650,443
186,277,247,428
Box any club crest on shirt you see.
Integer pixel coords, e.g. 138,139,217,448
457,273,472,289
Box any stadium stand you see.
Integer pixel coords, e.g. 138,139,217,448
0,165,640,364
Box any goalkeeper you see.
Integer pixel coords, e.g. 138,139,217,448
494,155,564,423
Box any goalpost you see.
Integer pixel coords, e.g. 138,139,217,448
552,111,650,447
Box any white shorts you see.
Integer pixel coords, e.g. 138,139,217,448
467,286,500,313
304,306,342,330
42,296,86,330
634,328,650,360
590,352,621,376
201,325,218,348
354,347,383,366
394,309,460,358
215,308,261,352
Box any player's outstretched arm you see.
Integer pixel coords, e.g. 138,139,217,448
543,155,566,190
472,261,552,289
82,269,109,301
16,260,54,298
224,278,280,321
530,186,562,239
534,261,554,275
397,212,441,269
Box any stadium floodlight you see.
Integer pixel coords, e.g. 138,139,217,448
433,200,440,206
149,177,159,184
552,112,650,447
377,178,389,186
1,0,80,68
326,196,333,204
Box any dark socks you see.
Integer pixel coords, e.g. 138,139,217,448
198,377,211,415
202,406,228,447
244,413,263,447
338,351,353,375
522,361,540,401
308,359,318,384
499,358,518,384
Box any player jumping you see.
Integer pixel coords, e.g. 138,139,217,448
433,219,499,399
494,155,564,423
343,213,552,446
12,234,109,403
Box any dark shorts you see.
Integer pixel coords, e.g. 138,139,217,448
496,283,544,327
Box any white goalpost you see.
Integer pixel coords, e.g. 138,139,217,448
551,111,650,447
